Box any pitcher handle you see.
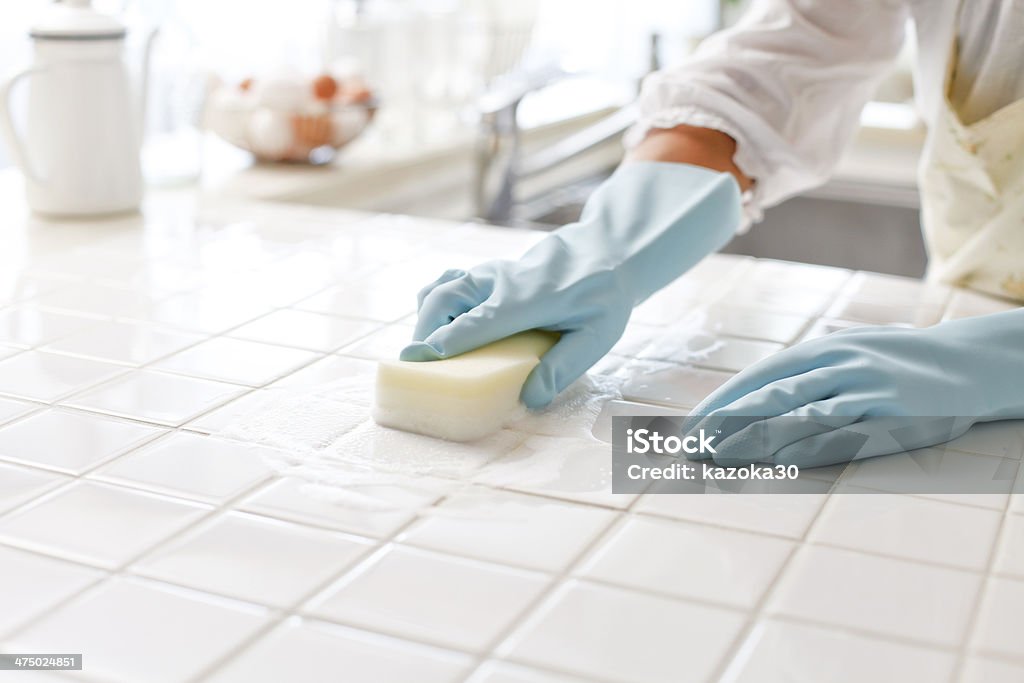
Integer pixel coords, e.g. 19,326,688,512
0,67,44,185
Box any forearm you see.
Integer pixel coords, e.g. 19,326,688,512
626,125,755,193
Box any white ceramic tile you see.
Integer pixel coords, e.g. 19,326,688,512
638,331,782,373
221,264,335,309
766,545,980,647
500,579,744,683
702,306,810,344
335,420,524,480
30,248,147,286
636,492,827,539
32,282,161,318
0,396,37,426
399,488,616,573
154,336,319,387
295,283,416,322
135,512,373,608
138,289,270,335
0,409,163,475
476,435,636,509
0,306,99,348
43,320,204,366
629,291,700,326
0,351,126,402
619,360,733,409
944,420,1024,460
208,617,472,683
588,352,629,377
839,272,951,307
95,432,274,503
798,317,884,342
724,283,834,316
994,513,1024,580
308,545,549,653
0,462,68,514
268,354,376,389
0,481,210,568
184,390,290,435
7,576,268,683
608,322,663,356
65,370,246,426
743,260,851,292
591,399,687,443
961,656,1024,683
694,336,785,372
0,545,102,638
337,323,415,361
229,309,378,351
971,577,1024,659
239,477,444,539
467,661,584,683
837,447,1016,510
684,253,754,284
724,618,955,683
811,493,1001,570
579,514,792,608
824,297,945,327
0,274,69,307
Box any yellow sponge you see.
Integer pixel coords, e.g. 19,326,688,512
372,331,558,441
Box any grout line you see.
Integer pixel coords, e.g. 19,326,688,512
0,473,281,644
3,246,1022,681
949,482,1018,681
188,487,456,682
708,481,838,682
456,487,650,683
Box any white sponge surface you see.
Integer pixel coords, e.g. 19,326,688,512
372,331,558,441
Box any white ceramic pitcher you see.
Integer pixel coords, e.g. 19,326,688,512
0,0,154,216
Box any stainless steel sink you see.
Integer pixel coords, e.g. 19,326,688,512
522,189,926,278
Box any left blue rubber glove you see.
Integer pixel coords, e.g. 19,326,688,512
685,308,1024,468
401,161,742,409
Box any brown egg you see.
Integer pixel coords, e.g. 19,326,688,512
312,74,339,101
239,77,254,92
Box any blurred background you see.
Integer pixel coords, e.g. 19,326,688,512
0,0,926,276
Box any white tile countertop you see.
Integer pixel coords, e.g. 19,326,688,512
0,181,1022,683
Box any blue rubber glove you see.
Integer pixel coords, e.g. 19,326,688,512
401,161,742,408
684,308,1024,468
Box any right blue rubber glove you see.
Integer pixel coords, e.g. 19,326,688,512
400,161,742,409
682,308,1024,468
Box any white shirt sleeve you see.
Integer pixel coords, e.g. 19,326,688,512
625,0,908,224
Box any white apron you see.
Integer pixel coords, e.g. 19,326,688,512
919,37,1024,301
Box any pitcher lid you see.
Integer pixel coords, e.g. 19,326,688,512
30,0,126,40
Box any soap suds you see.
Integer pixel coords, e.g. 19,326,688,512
221,368,623,507
220,312,725,510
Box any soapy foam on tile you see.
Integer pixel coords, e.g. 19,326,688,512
221,369,623,508
634,309,726,364
219,310,727,510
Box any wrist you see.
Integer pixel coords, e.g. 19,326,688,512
626,124,754,192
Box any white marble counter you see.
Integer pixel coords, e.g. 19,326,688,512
0,184,1021,683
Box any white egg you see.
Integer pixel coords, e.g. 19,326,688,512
328,57,362,81
254,76,306,111
248,109,293,159
204,88,252,146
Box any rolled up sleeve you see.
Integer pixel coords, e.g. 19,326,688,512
625,0,908,223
